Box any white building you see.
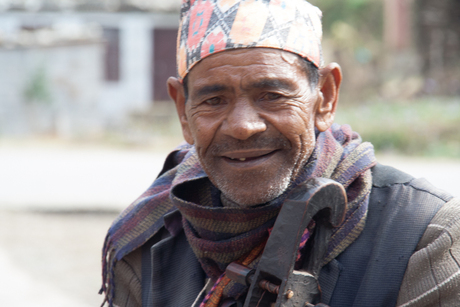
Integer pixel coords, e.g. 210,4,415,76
0,0,180,137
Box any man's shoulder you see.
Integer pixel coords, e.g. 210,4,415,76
157,143,194,178
371,163,413,187
372,163,460,305
371,163,453,203
322,164,454,305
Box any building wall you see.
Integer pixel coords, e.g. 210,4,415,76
0,43,103,137
0,11,179,136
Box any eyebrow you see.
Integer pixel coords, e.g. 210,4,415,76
247,78,296,92
193,84,230,99
192,78,296,99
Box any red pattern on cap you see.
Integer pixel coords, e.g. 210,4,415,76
178,0,323,79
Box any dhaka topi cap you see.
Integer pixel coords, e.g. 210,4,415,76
177,0,324,79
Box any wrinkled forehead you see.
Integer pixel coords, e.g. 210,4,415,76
177,0,323,80
186,48,309,98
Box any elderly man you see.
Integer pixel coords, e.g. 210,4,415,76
101,0,460,306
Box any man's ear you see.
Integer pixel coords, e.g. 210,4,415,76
315,63,342,132
167,77,194,144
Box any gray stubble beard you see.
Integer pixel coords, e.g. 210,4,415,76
209,164,293,208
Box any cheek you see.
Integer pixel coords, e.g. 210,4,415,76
188,116,220,155
270,109,317,176
296,113,317,156
270,108,315,144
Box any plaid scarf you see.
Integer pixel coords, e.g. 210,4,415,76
100,123,376,306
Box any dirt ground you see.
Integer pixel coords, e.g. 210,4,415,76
0,141,458,306
0,210,117,306
0,141,169,306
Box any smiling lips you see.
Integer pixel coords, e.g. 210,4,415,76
222,149,278,163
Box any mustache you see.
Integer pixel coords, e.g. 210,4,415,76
209,135,290,155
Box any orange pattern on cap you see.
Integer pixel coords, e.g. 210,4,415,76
177,0,323,79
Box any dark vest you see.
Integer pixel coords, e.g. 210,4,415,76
142,164,451,307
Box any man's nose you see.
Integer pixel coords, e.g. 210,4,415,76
221,100,267,140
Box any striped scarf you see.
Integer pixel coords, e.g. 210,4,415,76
100,123,376,306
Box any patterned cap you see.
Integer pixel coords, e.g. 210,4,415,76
177,0,324,79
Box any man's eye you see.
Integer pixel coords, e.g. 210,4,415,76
262,93,283,101
204,97,222,105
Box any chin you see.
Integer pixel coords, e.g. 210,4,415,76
218,175,291,208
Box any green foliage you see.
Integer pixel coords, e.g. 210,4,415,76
309,0,383,39
24,66,53,104
335,98,460,158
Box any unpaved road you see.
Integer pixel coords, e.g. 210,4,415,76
0,142,458,306
0,210,117,306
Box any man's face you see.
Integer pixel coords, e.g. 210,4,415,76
172,48,335,207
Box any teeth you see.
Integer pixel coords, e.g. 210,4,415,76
229,157,247,161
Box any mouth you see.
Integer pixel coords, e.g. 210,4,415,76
221,149,279,166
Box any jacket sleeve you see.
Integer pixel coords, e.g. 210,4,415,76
112,248,143,307
396,197,460,306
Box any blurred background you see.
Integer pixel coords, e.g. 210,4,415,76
0,0,458,305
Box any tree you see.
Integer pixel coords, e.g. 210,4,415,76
415,0,460,95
